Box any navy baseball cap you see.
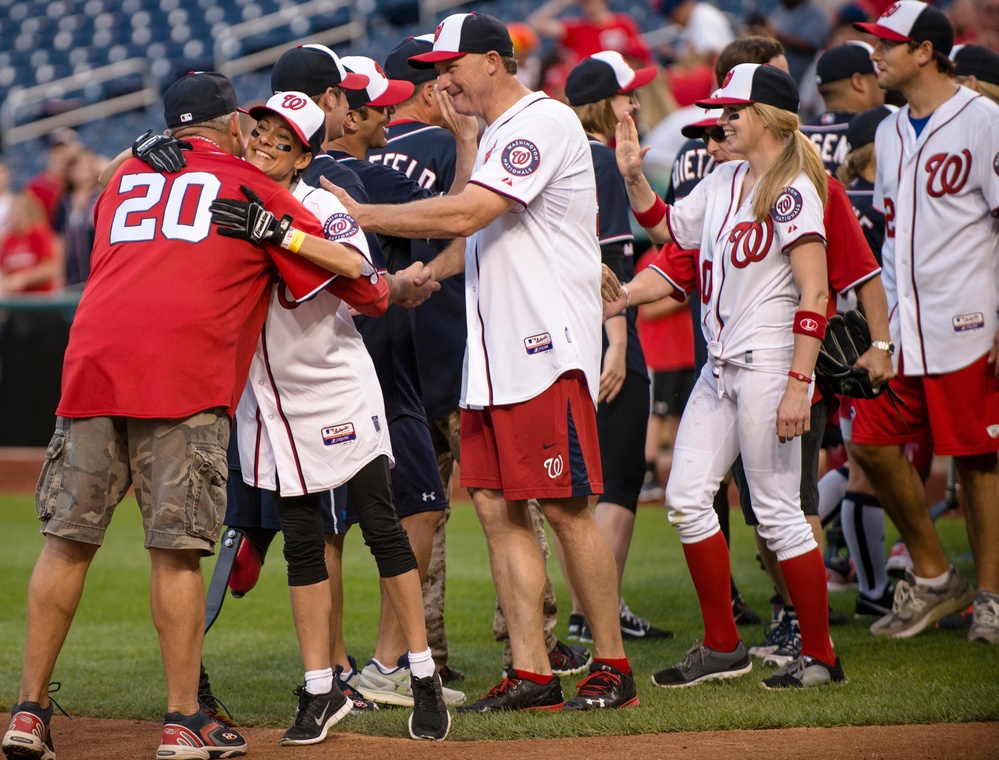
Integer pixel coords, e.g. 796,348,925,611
950,44,999,86
384,35,438,85
271,44,369,96
854,1,954,56
164,71,242,129
697,63,799,113
816,42,875,86
409,13,514,69
846,104,896,150
564,51,658,106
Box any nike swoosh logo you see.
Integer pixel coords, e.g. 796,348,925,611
314,703,330,726
621,625,647,637
543,443,556,449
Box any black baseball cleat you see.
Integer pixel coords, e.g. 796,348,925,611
456,672,564,713
278,684,351,746
563,662,640,711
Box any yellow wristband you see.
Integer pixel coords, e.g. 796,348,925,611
284,228,306,253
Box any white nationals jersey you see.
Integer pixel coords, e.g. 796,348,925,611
873,86,999,375
463,92,602,407
237,181,392,496
657,161,826,368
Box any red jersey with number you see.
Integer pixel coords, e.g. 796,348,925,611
57,140,334,419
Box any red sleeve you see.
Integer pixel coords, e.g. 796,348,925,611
29,226,55,262
257,182,337,301
325,273,389,316
649,242,697,301
824,178,880,297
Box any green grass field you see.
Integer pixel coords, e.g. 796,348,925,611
1,494,996,740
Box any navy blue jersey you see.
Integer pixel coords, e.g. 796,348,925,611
801,110,853,176
668,138,716,372
326,150,435,425
368,120,457,193
666,138,715,204
590,139,647,381
368,120,467,421
845,177,884,266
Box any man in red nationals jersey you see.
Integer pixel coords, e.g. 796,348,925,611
850,1,999,643
2,73,369,760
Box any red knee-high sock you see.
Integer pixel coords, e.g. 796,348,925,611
780,549,836,665
681,531,740,652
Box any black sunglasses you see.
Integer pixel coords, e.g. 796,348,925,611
701,126,726,145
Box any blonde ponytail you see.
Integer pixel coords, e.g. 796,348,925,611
837,143,875,186
750,103,827,223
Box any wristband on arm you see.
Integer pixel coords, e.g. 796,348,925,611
792,310,827,340
632,196,667,229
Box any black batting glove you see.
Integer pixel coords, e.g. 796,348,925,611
131,129,191,173
210,185,295,248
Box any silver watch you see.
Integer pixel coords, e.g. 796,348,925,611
871,340,895,356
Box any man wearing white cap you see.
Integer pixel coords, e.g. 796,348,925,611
848,0,999,643
327,12,637,712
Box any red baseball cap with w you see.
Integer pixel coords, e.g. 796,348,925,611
854,1,954,55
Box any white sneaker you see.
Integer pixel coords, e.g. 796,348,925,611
356,657,465,707
969,590,999,644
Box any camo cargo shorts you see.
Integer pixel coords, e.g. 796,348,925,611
35,411,230,554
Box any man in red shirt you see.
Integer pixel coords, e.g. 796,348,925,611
2,72,370,760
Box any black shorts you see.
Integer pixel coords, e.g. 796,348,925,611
597,370,650,513
650,368,696,418
335,415,446,534
734,396,829,526
224,470,282,531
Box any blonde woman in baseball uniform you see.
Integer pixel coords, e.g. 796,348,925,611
606,63,844,688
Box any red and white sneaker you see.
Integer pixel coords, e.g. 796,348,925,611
156,710,247,760
3,701,55,760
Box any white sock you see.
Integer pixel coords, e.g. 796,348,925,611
305,667,334,695
339,666,354,682
817,466,849,523
372,658,392,673
915,569,952,589
408,647,435,679
841,491,889,598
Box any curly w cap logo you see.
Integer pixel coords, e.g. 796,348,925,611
281,94,307,110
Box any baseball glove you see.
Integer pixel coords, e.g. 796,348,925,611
132,129,191,173
815,309,884,399
210,185,293,247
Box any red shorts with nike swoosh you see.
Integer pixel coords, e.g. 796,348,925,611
460,370,603,500
850,353,999,456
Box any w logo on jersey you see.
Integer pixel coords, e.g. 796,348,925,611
728,219,774,268
925,151,972,197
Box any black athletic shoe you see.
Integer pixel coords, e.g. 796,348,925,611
761,655,846,689
198,664,237,728
409,671,451,741
567,612,586,642
158,709,247,759
278,684,351,746
619,601,674,640
456,673,564,713
732,593,762,626
563,662,640,711
548,640,593,676
855,584,895,618
438,665,466,683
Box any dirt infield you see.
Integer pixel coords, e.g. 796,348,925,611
40,717,999,759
